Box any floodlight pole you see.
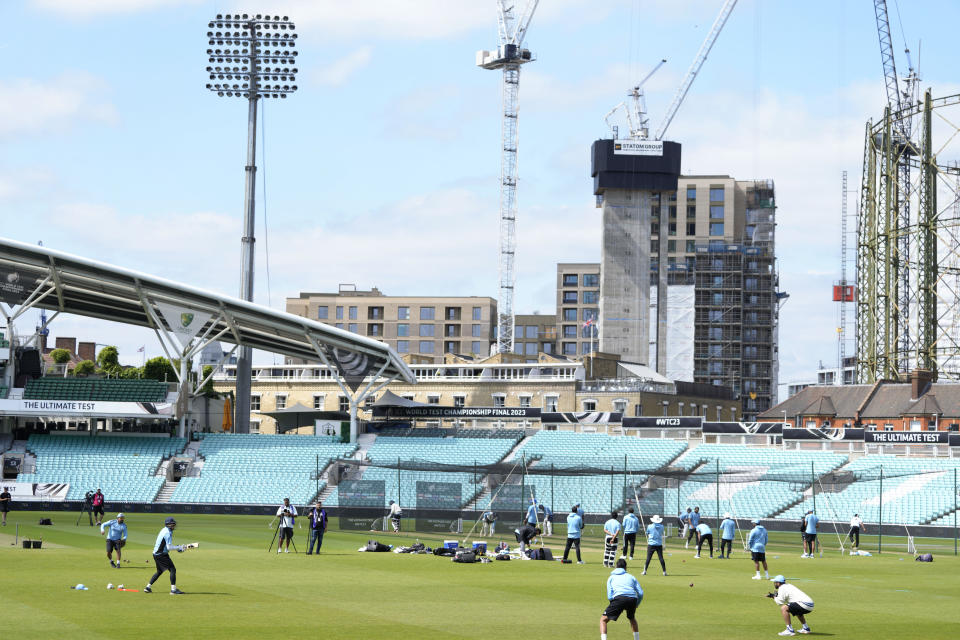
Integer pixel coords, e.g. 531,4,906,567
205,14,299,433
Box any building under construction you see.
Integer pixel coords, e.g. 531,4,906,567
693,180,779,421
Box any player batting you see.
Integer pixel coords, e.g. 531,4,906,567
603,511,622,568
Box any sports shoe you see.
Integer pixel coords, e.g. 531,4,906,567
778,630,796,636
798,628,810,634
662,571,668,576
693,555,701,559
110,561,116,568
577,561,585,565
115,563,121,569
170,588,184,595
277,548,281,554
143,585,152,593
284,549,289,553
628,556,634,560
751,575,762,580
641,570,646,575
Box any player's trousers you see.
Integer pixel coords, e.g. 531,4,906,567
697,533,713,557
644,544,666,572
848,526,860,547
720,538,733,557
562,537,581,562
604,536,619,567
149,553,176,585
623,532,637,558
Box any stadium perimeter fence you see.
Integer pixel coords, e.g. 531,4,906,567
330,456,960,553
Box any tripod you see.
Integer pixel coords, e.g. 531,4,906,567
268,515,298,554
76,500,93,527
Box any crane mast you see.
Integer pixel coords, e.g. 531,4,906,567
477,0,539,354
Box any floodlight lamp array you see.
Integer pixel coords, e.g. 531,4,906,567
205,13,298,99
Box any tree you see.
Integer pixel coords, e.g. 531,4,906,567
50,348,71,364
73,360,96,376
96,346,122,377
200,365,216,396
120,366,143,379
142,356,177,382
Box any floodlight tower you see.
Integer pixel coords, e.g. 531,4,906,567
206,13,298,432
477,0,539,354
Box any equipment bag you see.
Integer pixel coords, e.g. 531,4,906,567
529,548,553,560
433,547,456,557
453,550,477,563
366,540,390,552
916,553,934,562
495,553,511,561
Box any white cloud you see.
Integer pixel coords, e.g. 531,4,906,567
313,46,373,87
0,74,117,138
31,0,202,16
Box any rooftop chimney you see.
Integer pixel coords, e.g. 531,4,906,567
910,369,933,400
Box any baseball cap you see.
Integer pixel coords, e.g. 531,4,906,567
806,509,814,514
165,517,177,526
750,518,761,524
771,575,786,583
116,512,125,519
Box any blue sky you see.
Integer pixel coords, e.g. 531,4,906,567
3,0,959,393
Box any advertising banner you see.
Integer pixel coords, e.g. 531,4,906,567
373,406,541,419
702,422,782,434
613,139,664,156
0,399,173,418
154,301,213,350
541,412,622,424
783,428,865,441
864,431,949,444
622,416,703,430
0,481,70,501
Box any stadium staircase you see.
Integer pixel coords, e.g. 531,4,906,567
155,480,178,503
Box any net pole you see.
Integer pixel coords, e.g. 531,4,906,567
315,454,319,500
878,465,883,554
461,457,523,546
954,468,957,556
521,453,526,526
716,459,720,530
551,464,555,516
811,460,816,515
623,455,627,510
815,475,846,555
397,456,401,506
610,465,614,513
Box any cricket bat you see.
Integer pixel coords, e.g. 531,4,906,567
181,542,200,550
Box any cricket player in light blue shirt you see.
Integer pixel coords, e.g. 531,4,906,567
622,508,641,559
641,514,667,576
601,558,643,640
603,511,622,567
802,510,819,558
694,522,714,558
562,506,584,564
748,518,770,579
526,500,539,526
100,513,127,568
719,512,737,559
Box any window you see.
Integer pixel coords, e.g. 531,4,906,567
544,395,559,412
583,291,598,304
420,307,435,320
336,306,343,320
348,306,358,320
563,325,577,338
524,326,536,339
312,394,325,409
368,307,383,320
687,222,696,235
668,240,677,253
492,395,506,408
709,223,724,236
686,204,697,218
453,395,465,408
563,291,578,304
709,186,725,201
445,307,461,321
712,293,724,305
651,223,658,238
249,420,260,434
668,222,677,236
613,399,628,413
582,308,598,323
339,397,349,413
524,343,537,355
317,306,328,320
582,399,597,411
419,341,435,353
398,306,410,320
563,308,577,322
471,341,484,354
397,340,409,353
427,395,441,404
335,323,344,330
709,205,724,219
686,186,696,200
250,394,261,411
563,274,579,286
444,341,459,353
583,274,599,287
541,342,553,354
470,324,482,337
397,323,410,337
348,323,359,333
686,240,696,253
419,324,435,337
709,327,722,340
518,395,532,408
562,342,577,355
367,324,383,337
275,394,287,410
444,324,459,337
581,342,593,354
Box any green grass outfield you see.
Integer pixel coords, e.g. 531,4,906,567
1,511,959,640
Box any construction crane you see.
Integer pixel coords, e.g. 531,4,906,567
604,0,737,141
872,0,920,372
477,0,539,354
653,0,737,141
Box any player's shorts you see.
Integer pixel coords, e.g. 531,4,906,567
153,552,175,573
106,539,123,553
803,533,817,543
280,527,294,541
93,505,104,515
603,595,640,621
751,551,766,562
787,602,813,616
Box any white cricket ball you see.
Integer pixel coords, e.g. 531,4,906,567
107,583,113,589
